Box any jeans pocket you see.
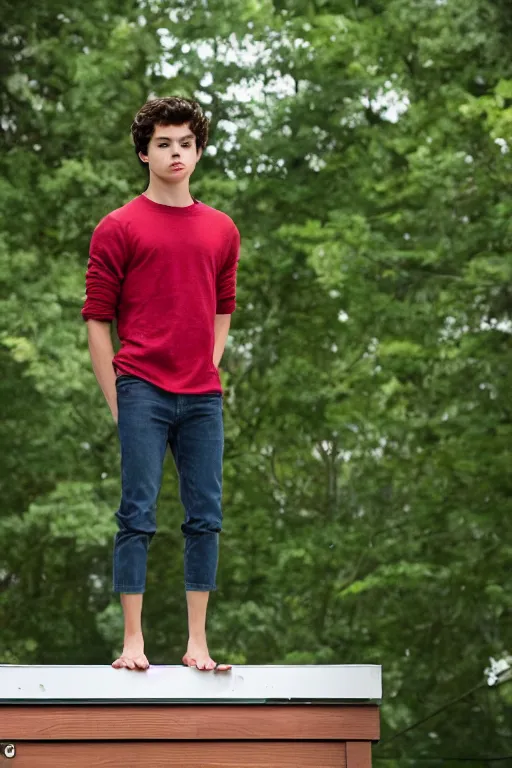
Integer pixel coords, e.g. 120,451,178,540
115,375,139,396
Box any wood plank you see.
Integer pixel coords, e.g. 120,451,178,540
8,741,347,767
0,705,380,741
346,741,372,768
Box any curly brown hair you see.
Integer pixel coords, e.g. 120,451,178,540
131,96,209,165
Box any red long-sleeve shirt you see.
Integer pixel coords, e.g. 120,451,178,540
81,194,240,394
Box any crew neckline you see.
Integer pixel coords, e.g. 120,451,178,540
138,193,204,216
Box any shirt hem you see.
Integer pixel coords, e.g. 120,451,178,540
112,361,223,396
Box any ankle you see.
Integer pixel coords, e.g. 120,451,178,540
188,634,207,647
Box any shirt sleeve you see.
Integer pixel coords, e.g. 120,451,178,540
81,215,128,323
216,225,240,315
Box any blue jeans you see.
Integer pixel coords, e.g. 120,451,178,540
113,375,224,593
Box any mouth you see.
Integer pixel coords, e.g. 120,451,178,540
171,164,184,170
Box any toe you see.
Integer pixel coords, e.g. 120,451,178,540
113,654,149,670
214,663,232,672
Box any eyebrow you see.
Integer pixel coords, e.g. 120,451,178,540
154,134,195,142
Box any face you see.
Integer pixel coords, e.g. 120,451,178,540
139,123,202,182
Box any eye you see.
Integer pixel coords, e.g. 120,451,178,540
158,143,169,148
182,142,192,148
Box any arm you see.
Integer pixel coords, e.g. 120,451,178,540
87,320,118,423
81,215,127,423
213,314,231,369
215,226,240,369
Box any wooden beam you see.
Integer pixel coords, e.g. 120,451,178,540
346,741,372,768
5,741,347,767
0,704,380,741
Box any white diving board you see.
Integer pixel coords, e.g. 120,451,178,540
0,664,382,704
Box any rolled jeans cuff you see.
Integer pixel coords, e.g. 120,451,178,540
185,582,217,592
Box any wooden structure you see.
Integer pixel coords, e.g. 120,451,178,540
0,664,381,767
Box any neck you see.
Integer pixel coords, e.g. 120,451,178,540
144,176,194,208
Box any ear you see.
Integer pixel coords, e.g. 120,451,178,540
196,147,203,162
138,151,149,164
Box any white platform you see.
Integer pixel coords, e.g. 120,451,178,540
0,664,381,704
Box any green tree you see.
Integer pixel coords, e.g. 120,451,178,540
1,0,511,765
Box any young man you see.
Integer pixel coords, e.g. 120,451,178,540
81,96,240,672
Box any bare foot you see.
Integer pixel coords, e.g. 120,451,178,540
112,632,150,671
182,641,231,672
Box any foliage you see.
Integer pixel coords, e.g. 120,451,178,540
1,0,511,764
